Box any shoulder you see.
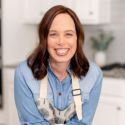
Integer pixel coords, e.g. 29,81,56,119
14,60,40,94
79,60,103,93
88,60,103,78
15,60,34,78
14,60,38,85
15,60,30,73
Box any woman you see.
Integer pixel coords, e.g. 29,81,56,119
14,5,103,125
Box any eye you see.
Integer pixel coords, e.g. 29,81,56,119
49,33,56,36
65,33,73,37
49,33,57,36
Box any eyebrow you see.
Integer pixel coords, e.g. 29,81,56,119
49,30,76,33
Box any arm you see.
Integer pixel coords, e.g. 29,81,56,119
66,70,103,125
14,64,50,125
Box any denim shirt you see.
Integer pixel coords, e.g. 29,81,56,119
14,60,103,125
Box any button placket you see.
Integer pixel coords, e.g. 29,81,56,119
56,79,63,109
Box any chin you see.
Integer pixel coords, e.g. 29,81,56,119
55,59,70,64
53,57,71,64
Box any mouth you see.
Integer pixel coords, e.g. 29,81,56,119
55,48,69,56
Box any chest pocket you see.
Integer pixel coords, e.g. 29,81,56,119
68,90,89,105
81,91,89,103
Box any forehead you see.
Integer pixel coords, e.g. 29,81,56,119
49,13,76,31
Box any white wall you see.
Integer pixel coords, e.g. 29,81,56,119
2,0,38,66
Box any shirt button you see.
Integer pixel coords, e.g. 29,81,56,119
58,92,62,96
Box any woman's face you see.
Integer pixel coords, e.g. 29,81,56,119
47,13,77,64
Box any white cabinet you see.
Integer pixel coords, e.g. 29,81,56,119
0,68,20,125
22,0,110,25
93,78,125,125
74,0,110,24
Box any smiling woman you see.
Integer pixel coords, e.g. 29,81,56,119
14,5,103,125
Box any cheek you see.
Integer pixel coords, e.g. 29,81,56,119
47,39,53,50
73,43,77,55
47,41,52,55
71,39,77,51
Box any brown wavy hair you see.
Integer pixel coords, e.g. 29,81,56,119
27,5,89,80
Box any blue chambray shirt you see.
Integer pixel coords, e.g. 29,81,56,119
14,60,103,125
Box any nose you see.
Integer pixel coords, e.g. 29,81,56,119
57,35,65,45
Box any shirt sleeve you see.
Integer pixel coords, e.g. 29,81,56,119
66,68,103,125
14,64,50,125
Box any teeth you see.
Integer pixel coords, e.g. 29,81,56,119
55,48,69,56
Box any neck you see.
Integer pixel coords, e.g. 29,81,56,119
49,60,69,81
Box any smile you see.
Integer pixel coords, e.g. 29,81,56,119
55,48,69,56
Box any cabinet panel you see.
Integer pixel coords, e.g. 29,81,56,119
93,96,124,125
23,0,74,24
74,0,96,24
3,68,20,125
102,78,125,97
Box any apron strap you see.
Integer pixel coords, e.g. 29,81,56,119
40,75,48,98
71,75,83,120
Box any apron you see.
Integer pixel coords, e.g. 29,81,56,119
36,75,83,124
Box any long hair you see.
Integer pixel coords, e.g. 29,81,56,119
27,5,89,79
